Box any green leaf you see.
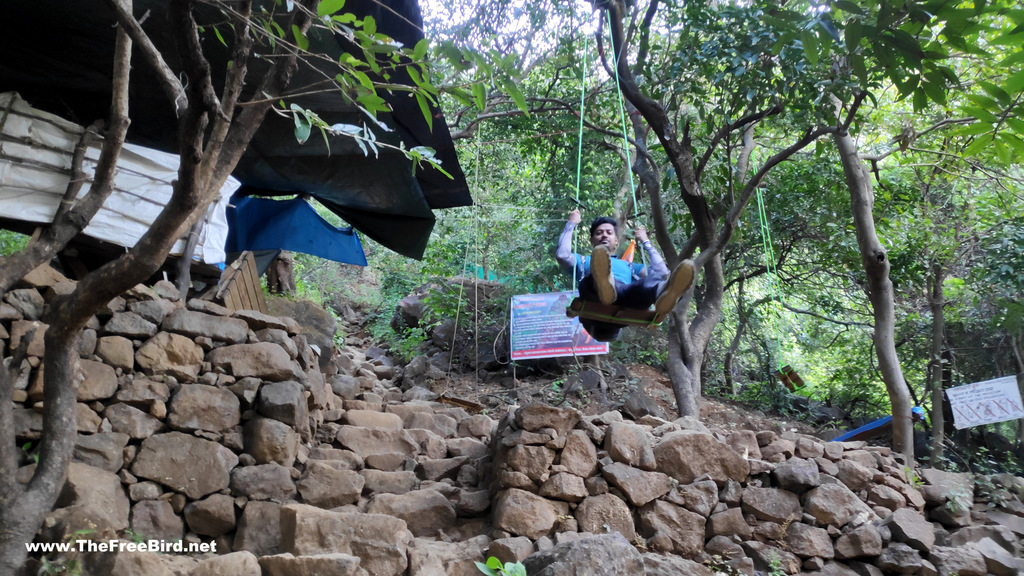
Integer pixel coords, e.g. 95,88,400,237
412,38,429,61
966,94,999,110
471,82,487,111
884,30,926,59
817,17,841,42
407,66,424,87
963,133,994,157
317,0,345,18
849,53,867,84
1003,69,1024,94
356,92,390,113
801,29,819,66
414,92,433,131
445,87,474,107
349,69,374,90
913,87,928,111
269,19,285,39
962,104,1000,123
999,132,1024,158
994,139,1011,164
999,51,1024,68
291,25,309,51
362,15,377,37
501,78,529,115
956,122,994,136
845,20,862,50
920,78,947,105
834,1,864,15
290,104,311,144
474,562,498,576
213,26,227,47
992,30,1024,46
977,80,1011,107
771,30,799,56
1004,116,1024,135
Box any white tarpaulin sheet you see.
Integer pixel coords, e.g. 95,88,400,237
0,91,237,264
945,375,1024,429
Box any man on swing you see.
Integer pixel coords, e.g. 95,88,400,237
556,208,695,341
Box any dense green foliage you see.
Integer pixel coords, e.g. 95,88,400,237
286,0,1024,471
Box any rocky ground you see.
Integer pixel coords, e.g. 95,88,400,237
5,266,1024,576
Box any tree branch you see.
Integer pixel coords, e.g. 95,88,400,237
101,0,187,117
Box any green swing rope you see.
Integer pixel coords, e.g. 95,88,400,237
606,10,646,267
755,187,786,371
570,12,648,284
571,33,589,295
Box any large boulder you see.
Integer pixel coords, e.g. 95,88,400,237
260,553,363,576
44,463,130,541
366,490,457,538
266,297,338,370
407,536,492,576
296,461,364,508
653,431,749,484
638,500,705,556
600,462,672,507
78,359,118,401
522,533,645,576
167,384,241,432
207,342,302,381
280,503,412,576
135,332,204,381
574,493,636,541
804,483,879,528
131,432,238,499
161,309,248,344
492,488,566,540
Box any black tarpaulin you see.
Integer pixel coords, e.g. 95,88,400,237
0,0,470,259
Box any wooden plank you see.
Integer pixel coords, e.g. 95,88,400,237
244,252,269,314
242,255,259,311
566,298,663,327
206,251,268,314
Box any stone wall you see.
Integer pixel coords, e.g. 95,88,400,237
5,263,1024,576
488,404,1024,575
7,265,500,576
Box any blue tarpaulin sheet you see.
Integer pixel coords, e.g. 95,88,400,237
227,196,367,266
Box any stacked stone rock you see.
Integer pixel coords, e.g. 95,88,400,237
5,264,1024,575
489,404,1024,576
7,265,503,575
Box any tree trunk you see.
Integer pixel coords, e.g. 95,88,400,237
1012,335,1024,458
928,262,946,467
0,10,132,571
834,129,915,462
666,320,699,417
0,0,315,569
267,251,297,295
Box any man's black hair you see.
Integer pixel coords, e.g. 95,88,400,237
589,216,618,237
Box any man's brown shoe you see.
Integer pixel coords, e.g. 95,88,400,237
654,259,695,316
590,245,617,305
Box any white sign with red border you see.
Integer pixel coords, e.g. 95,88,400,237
945,375,1023,429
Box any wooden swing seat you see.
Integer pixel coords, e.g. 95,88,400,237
775,364,806,391
566,297,665,327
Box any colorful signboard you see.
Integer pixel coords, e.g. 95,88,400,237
510,292,608,360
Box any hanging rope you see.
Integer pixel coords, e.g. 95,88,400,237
606,10,646,267
755,187,785,370
572,32,589,296
445,130,484,386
